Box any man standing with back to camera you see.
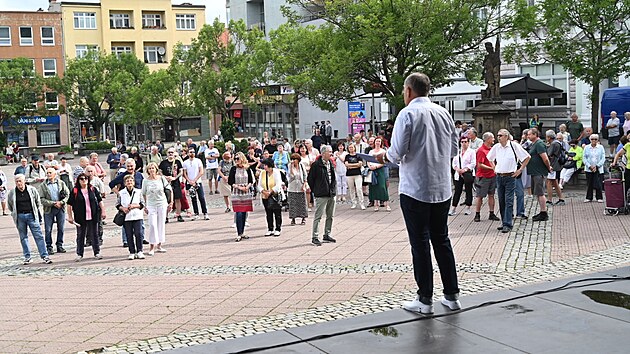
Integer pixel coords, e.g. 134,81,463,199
376,73,461,314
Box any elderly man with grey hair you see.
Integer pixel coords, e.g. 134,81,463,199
307,145,337,246
8,174,52,264
486,129,531,233
473,132,500,222
467,128,483,151
545,129,565,205
74,156,89,181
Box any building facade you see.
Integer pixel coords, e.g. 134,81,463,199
49,0,208,144
0,10,70,150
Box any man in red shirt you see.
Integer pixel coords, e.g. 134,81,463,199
473,132,500,222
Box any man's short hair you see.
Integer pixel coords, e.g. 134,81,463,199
320,145,332,154
404,73,431,96
468,128,478,137
482,132,494,141
530,128,540,137
15,174,25,182
545,129,556,139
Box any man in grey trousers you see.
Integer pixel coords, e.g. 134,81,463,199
307,145,337,246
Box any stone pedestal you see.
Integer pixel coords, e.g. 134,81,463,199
469,100,514,136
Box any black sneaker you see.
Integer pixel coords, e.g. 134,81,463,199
123,243,128,248
501,226,512,233
488,213,500,221
312,238,322,246
323,236,336,243
177,215,185,222
497,226,504,231
473,214,480,222
57,246,66,253
142,240,150,245
43,257,53,264
165,217,169,224
47,246,55,255
555,199,566,206
532,213,549,222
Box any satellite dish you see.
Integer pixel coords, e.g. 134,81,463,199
157,47,166,56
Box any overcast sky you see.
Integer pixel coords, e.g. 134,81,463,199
0,0,226,23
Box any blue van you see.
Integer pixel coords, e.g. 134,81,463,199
601,87,630,131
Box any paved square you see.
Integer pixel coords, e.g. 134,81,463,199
0,161,628,353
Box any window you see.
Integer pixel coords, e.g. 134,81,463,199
142,14,162,28
38,128,60,146
76,45,98,58
45,92,58,110
0,26,10,46
19,27,33,46
176,14,196,30
144,46,166,64
25,92,37,111
520,63,568,107
112,46,132,58
74,12,97,29
42,59,57,77
110,13,131,29
41,27,54,45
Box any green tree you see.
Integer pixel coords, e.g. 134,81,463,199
59,51,148,141
286,0,509,113
269,22,355,139
185,19,271,135
0,58,46,125
126,45,204,141
506,0,630,133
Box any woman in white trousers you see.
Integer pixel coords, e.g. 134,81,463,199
142,162,172,256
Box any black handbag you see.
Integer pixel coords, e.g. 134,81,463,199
459,154,474,184
113,210,126,226
266,172,283,210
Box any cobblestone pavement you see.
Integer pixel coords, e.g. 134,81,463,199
0,158,628,354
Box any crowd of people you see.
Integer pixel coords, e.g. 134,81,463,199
6,127,399,264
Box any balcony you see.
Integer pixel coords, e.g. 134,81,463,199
142,24,167,30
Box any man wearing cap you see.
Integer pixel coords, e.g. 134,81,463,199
38,168,69,254
26,155,47,189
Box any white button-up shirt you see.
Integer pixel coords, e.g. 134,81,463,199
386,97,458,203
487,141,530,174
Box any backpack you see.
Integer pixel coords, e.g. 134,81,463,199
554,141,568,167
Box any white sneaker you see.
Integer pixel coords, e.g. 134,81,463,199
308,208,312,212
597,199,604,203
464,208,471,215
94,253,103,260
264,231,273,236
23,257,32,265
231,223,236,228
360,204,366,210
128,254,135,260
351,203,357,209
148,250,155,256
136,251,145,259
448,209,457,216
156,247,167,253
245,222,251,227
74,255,82,262
193,214,199,221
204,214,210,220
584,199,592,203
273,230,281,236
440,296,462,311
402,295,433,314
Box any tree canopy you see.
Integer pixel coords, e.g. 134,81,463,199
185,19,271,132
0,58,47,125
506,0,630,132
58,51,148,141
286,0,509,113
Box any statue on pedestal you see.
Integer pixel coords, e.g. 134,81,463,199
482,37,501,101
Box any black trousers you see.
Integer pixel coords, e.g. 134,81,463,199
399,194,459,301
452,176,473,207
76,219,99,257
585,172,603,200
123,219,143,254
262,198,282,231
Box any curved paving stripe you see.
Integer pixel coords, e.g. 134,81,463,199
0,262,497,277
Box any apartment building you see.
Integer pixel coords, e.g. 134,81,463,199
47,0,208,143
0,10,70,149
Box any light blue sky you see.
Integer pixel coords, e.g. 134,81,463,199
0,0,226,23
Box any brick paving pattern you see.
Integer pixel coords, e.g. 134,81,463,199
0,159,627,354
